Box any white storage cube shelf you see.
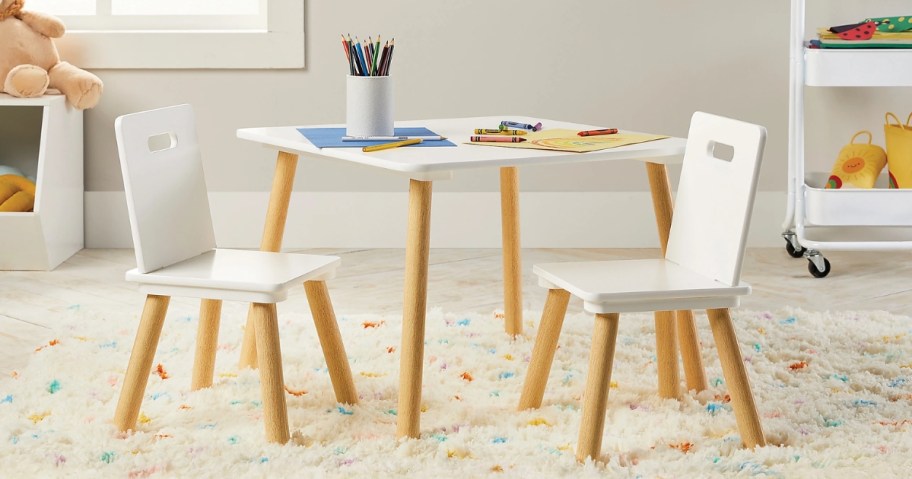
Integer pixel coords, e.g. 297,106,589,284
0,94,83,270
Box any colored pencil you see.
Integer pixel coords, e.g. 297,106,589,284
385,39,395,75
361,40,372,76
343,135,446,141
342,34,396,76
341,34,353,75
373,36,381,75
362,138,422,152
379,41,390,76
354,38,369,77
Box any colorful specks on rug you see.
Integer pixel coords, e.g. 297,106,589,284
2,306,912,477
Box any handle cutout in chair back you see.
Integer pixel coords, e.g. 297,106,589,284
147,132,178,153
708,140,735,162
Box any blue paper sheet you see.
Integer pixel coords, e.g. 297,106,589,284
296,127,456,148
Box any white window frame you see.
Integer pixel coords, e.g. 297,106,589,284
52,1,304,69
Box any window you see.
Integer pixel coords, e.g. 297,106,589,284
25,0,304,69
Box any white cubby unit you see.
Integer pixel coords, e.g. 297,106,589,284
783,0,912,278
0,94,83,270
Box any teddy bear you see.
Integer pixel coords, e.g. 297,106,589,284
0,0,102,109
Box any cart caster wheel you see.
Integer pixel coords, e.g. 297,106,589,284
785,240,806,258
808,258,831,278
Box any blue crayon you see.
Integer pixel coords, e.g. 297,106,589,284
500,120,543,131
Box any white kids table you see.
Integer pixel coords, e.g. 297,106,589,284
233,116,692,438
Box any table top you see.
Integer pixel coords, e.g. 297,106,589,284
237,116,686,180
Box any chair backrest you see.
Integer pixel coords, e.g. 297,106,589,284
115,104,216,273
665,112,767,286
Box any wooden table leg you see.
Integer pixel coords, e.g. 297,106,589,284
500,166,523,336
646,162,708,396
706,308,765,448
191,298,221,390
397,179,433,438
239,151,300,369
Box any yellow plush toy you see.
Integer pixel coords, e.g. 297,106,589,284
0,173,36,212
825,130,887,189
884,112,912,188
0,0,102,109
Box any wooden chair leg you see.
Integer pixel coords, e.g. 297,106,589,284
500,166,523,336
304,280,357,404
706,308,766,449
239,151,300,370
191,299,221,390
252,302,290,444
239,309,259,369
397,179,433,439
677,309,708,392
518,288,571,410
577,312,620,463
654,310,680,399
114,294,170,432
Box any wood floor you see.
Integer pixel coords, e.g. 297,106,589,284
2,247,911,374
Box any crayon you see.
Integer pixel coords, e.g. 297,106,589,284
362,138,423,152
578,128,618,136
500,120,542,131
344,135,446,141
470,135,527,143
474,128,527,135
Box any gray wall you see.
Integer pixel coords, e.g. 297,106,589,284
81,1,911,199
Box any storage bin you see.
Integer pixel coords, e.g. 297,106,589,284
0,94,83,270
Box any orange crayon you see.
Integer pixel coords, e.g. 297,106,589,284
578,128,618,136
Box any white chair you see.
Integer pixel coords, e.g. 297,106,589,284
111,104,356,444
518,112,768,462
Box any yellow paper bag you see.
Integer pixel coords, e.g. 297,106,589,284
884,112,912,188
825,130,886,189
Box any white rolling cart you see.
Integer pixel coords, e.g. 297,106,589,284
782,0,912,278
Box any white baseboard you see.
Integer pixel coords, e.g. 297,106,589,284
86,191,787,249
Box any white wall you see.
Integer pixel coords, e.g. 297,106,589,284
79,0,912,248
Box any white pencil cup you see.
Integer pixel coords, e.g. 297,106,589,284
346,75,394,137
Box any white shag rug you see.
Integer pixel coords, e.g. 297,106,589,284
2,304,912,478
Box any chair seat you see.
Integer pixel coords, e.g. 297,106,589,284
126,249,340,303
533,258,750,314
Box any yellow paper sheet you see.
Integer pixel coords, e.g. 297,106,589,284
467,129,668,153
